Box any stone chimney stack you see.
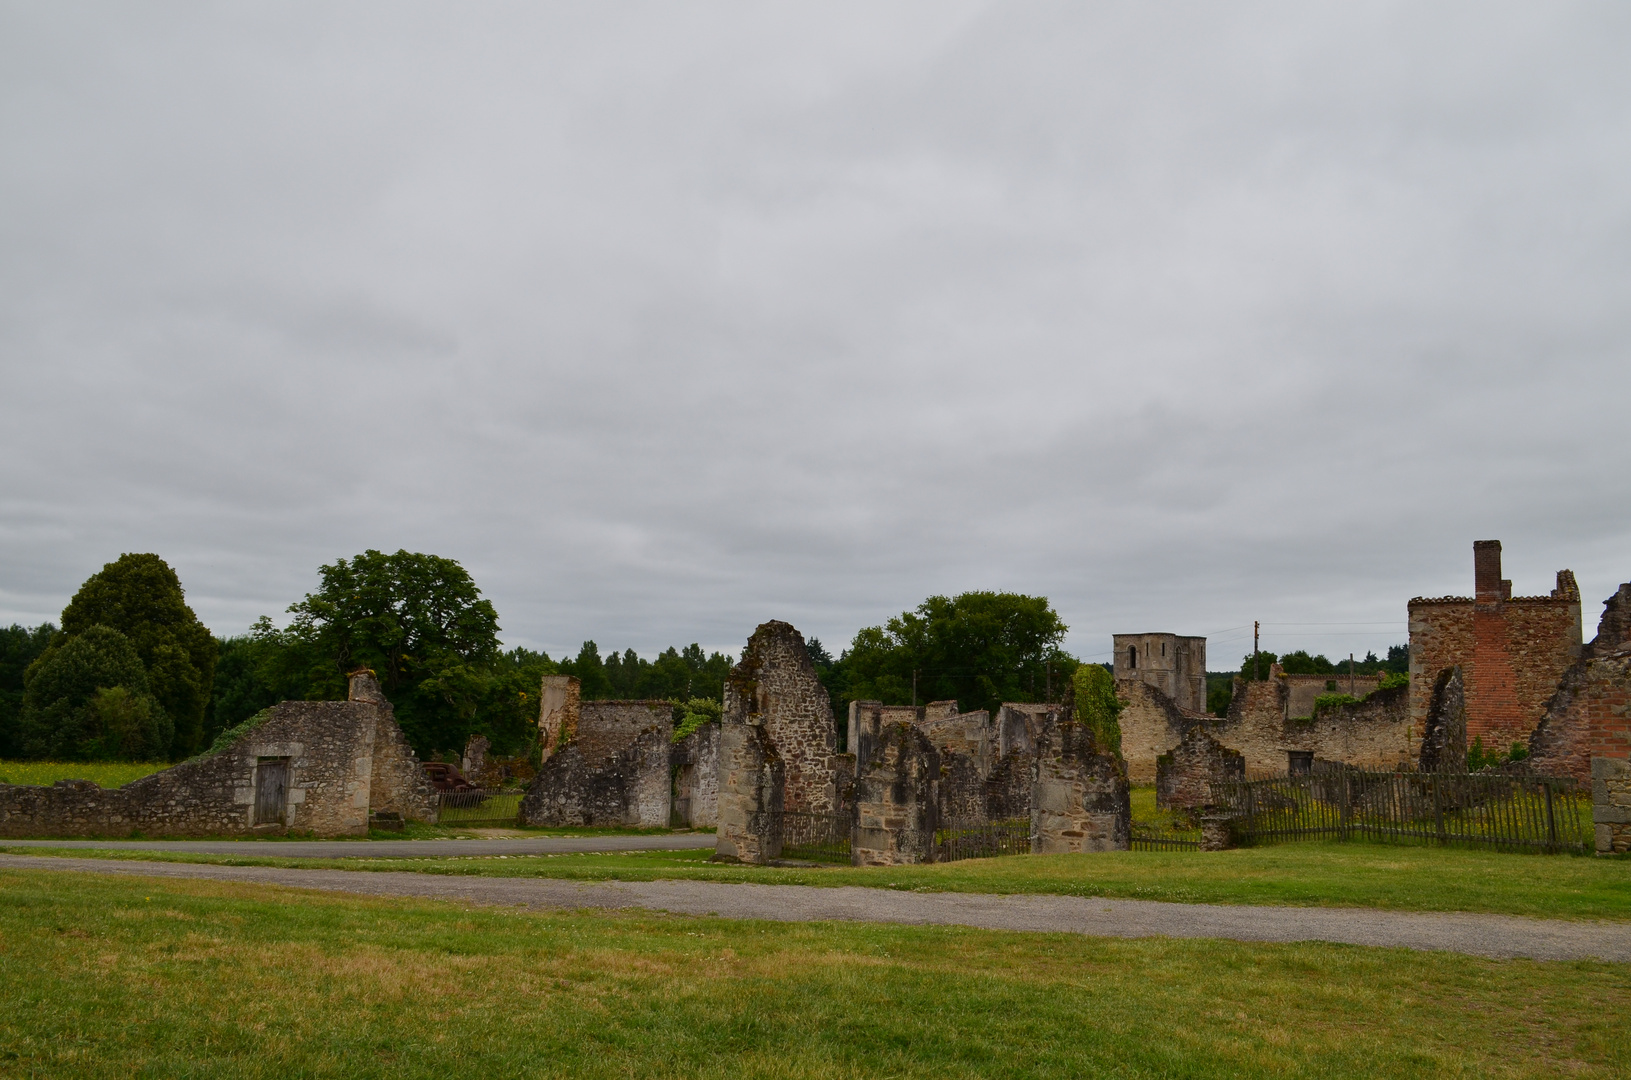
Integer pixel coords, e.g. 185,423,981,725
1473,540,1510,603
347,669,388,703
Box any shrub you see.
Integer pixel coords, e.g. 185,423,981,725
1072,663,1123,756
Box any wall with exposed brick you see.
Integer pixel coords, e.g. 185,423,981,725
1156,727,1244,811
1031,720,1130,853
1526,584,1631,784
852,723,941,866
1409,541,1581,751
0,672,431,838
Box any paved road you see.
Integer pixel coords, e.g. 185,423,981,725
0,834,716,857
4,853,1626,962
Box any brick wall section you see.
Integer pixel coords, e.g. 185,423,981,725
1594,757,1631,855
1409,542,1581,751
852,723,941,866
712,714,784,864
671,722,719,827
519,727,671,827
726,621,838,814
1031,721,1130,853
1156,727,1244,812
1526,584,1631,784
1418,667,1468,772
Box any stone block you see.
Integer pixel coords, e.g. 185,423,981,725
1030,720,1130,854
851,723,940,866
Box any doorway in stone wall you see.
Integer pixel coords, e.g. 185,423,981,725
254,757,289,825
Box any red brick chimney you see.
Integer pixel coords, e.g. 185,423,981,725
1473,540,1510,603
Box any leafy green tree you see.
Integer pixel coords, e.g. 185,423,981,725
0,623,55,758
284,549,502,757
832,592,1074,719
19,625,171,760
1072,663,1123,755
60,554,217,758
1238,650,1278,681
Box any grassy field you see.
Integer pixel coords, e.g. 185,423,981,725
10,839,1629,920
0,868,1624,1078
0,761,169,788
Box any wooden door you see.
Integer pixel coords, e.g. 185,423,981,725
254,759,289,825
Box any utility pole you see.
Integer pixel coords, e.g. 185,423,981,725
1349,653,1355,696
912,669,918,708
1253,621,1261,681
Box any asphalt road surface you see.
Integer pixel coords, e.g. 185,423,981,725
3,853,1626,962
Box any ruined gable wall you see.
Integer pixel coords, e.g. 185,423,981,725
1156,727,1244,811
1210,677,1291,774
368,708,437,821
728,621,837,813
1116,679,1194,785
1527,584,1631,784
0,700,379,838
519,726,671,827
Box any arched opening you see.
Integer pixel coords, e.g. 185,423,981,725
1128,645,1138,670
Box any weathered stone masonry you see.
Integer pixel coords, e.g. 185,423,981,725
0,671,435,839
1527,583,1631,785
520,695,675,827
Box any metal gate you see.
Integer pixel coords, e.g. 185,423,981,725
254,758,289,825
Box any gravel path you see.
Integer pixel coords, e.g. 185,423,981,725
0,834,715,857
4,853,1626,962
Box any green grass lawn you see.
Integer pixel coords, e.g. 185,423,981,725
0,869,1624,1078
0,761,169,788
10,839,1628,921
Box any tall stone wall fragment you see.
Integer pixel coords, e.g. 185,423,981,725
726,621,838,813
538,675,581,761
1527,584,1631,783
671,722,720,827
1418,667,1468,772
712,716,784,864
1031,721,1130,853
1594,756,1631,855
852,723,941,866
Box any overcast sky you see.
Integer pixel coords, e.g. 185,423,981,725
2,3,1628,667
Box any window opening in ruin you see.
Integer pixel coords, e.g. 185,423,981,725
1287,751,1313,776
1129,646,1137,669
1162,642,1166,657
254,757,290,825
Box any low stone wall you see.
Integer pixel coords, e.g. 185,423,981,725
1031,721,1130,853
0,672,429,838
1155,727,1243,812
1594,756,1631,855
852,723,941,866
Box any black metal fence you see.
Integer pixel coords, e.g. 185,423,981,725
780,809,852,863
937,817,1031,861
435,789,523,827
1209,767,1592,854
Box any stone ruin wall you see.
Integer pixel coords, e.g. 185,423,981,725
727,621,838,814
851,723,941,866
1116,678,1200,785
0,673,431,839
1594,757,1631,855
1155,727,1244,812
575,701,673,766
1527,583,1631,784
520,725,672,828
1409,542,1581,753
712,712,784,864
671,722,720,827
1282,673,1382,720
1197,671,1412,775
1031,721,1130,853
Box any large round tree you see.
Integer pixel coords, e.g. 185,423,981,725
60,553,217,758
20,625,173,761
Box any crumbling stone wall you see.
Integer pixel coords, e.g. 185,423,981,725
577,701,673,766
671,722,719,827
712,710,784,864
728,621,838,813
1594,756,1631,855
538,675,580,760
1283,673,1382,719
1409,541,1581,752
852,723,941,866
1117,679,1206,785
1419,667,1468,772
1527,584,1631,783
1204,668,1412,774
352,670,438,822
1031,720,1130,853
519,726,671,827
1156,727,1244,812
0,672,430,838
917,703,994,774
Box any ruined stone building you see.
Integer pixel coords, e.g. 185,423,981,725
1526,582,1631,785
0,671,436,838
521,687,718,829
1113,633,1207,713
1409,540,1582,752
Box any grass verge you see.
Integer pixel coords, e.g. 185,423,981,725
0,868,1625,1078
8,839,1628,920
0,761,169,788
